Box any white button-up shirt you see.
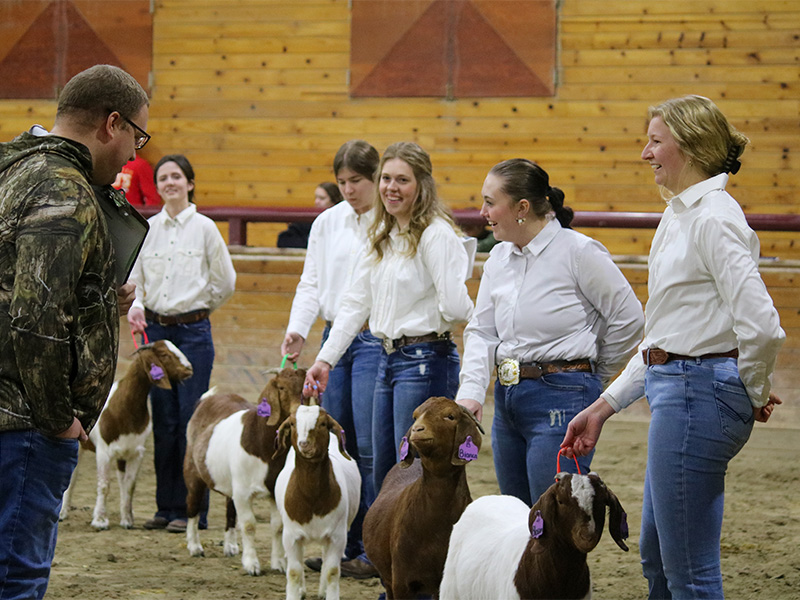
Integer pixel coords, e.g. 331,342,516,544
129,204,236,315
605,174,785,409
286,201,374,339
457,218,644,404
317,217,475,367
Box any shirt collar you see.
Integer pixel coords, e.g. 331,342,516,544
161,203,197,225
669,173,728,212
513,217,561,257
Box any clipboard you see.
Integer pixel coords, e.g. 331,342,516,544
94,184,149,285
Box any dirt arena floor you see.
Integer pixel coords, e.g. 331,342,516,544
49,401,799,600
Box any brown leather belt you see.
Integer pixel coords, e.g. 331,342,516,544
325,320,370,332
642,348,739,366
145,308,209,326
383,331,452,354
519,359,594,379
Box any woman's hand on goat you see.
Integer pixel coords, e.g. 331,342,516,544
561,396,616,458
754,392,782,423
127,307,147,334
457,398,483,423
281,332,305,361
303,360,331,398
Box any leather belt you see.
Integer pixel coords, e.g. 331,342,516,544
325,320,370,332
382,331,452,354
497,358,593,386
145,308,209,326
642,348,739,366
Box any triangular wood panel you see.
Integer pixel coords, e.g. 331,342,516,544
351,0,556,98
0,0,151,99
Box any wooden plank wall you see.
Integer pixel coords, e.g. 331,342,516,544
0,0,797,255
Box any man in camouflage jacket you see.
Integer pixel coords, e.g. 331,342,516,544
0,65,148,599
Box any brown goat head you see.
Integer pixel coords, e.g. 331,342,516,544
529,472,629,555
399,397,484,469
260,366,306,426
133,339,194,390
273,405,350,461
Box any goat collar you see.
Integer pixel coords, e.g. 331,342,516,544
556,448,581,476
281,354,298,370
131,330,149,348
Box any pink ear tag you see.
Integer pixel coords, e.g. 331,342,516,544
257,398,271,418
399,436,409,461
531,510,544,539
149,364,164,380
458,436,479,461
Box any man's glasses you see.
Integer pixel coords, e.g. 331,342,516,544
123,116,151,150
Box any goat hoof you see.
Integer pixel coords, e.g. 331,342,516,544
188,543,205,557
120,520,133,529
243,561,262,576
223,543,239,557
58,510,68,521
91,519,109,530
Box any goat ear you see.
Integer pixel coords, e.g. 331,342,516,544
452,405,483,466
326,414,352,460
529,486,557,546
139,350,172,390
271,417,293,459
264,379,282,426
605,486,630,552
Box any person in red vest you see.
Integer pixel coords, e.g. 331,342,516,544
113,153,160,206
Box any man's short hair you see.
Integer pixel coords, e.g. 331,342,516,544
56,64,149,128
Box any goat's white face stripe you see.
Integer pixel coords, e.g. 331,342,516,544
163,339,192,369
295,405,321,443
571,475,596,532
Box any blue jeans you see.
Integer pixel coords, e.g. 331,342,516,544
321,326,382,560
492,372,601,506
372,340,460,493
641,357,753,599
146,319,215,523
0,430,78,600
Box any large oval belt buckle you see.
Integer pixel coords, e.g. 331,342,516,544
497,358,520,386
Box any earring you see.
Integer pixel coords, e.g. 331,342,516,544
516,217,526,224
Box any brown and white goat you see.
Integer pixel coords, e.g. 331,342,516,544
274,405,361,600
362,396,484,600
59,340,193,529
183,366,305,576
439,472,629,600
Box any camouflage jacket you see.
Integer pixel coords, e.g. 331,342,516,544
0,132,118,435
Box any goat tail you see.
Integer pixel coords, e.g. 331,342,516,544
199,386,218,402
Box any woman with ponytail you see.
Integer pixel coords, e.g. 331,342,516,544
456,158,644,504
562,95,785,598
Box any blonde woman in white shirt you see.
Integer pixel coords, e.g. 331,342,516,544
281,140,383,578
562,96,785,599
127,154,236,533
456,158,644,506
304,142,474,492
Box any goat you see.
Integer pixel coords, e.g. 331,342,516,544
59,340,193,529
183,366,305,576
273,404,361,600
362,396,484,600
439,472,629,600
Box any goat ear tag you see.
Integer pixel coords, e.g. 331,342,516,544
531,510,544,539
257,398,271,418
149,364,164,381
399,436,409,461
457,436,478,461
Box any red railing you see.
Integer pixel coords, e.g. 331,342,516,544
135,206,800,246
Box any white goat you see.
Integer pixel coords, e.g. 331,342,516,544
439,472,629,600
183,366,306,576
60,340,193,529
274,405,361,600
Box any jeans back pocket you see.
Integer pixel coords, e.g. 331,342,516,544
713,380,754,451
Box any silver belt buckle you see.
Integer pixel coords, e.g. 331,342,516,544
382,337,395,354
497,358,520,386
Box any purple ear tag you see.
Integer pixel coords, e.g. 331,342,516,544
399,436,409,461
620,511,629,539
531,510,544,539
257,398,271,418
457,435,479,462
149,364,164,381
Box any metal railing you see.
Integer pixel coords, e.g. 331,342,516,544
135,206,800,247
